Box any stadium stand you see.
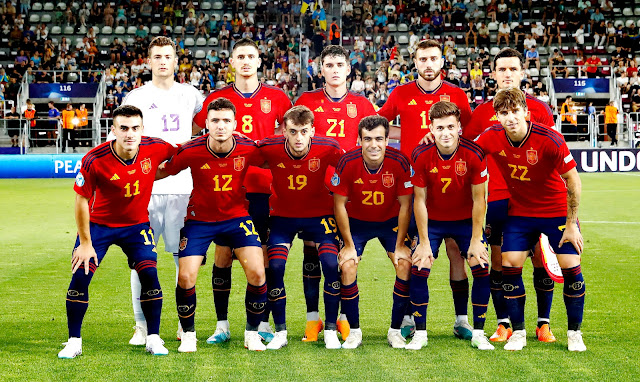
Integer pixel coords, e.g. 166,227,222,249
1,0,640,152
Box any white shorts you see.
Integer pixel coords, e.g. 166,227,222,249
148,194,189,254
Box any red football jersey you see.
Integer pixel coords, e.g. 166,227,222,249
329,146,414,222
195,83,292,194
378,80,472,157
74,138,176,227
412,138,487,221
464,93,555,202
163,134,262,222
258,135,343,218
294,89,377,150
475,122,576,218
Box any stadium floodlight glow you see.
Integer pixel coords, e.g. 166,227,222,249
72,117,80,126
539,234,564,283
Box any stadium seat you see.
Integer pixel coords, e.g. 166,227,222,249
490,46,500,56
460,68,468,77
223,13,232,20
32,2,43,11
342,36,352,46
127,26,137,34
626,20,635,28
71,1,79,9
50,25,61,34
115,26,125,34
151,25,161,34
196,37,207,46
209,37,219,46
78,25,87,34
398,24,409,32
476,0,485,5
220,49,229,57
561,46,570,55
195,49,206,58
538,46,548,55
102,26,113,34
400,48,409,57
64,26,74,34
455,23,464,31
43,2,54,10
126,37,135,45
540,67,550,76
528,68,539,77
623,8,633,16
601,66,611,76
622,93,630,103
474,96,484,104
213,1,223,10
614,20,624,27
57,2,66,10
185,37,195,47
488,22,498,31
41,14,52,23
457,59,467,68
375,35,382,44
247,1,256,9
201,1,212,10
457,47,467,57
510,22,519,29
29,25,36,32
483,68,491,77
596,45,606,54
29,14,40,23
99,37,111,47
174,26,183,35
388,24,397,32
636,8,640,16
455,34,464,44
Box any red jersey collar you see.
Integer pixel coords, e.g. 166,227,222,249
505,122,533,148
232,83,262,99
415,79,443,95
436,141,459,161
109,140,139,166
284,138,312,160
323,87,348,103
206,134,237,158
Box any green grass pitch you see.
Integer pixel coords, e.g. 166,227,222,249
0,173,638,381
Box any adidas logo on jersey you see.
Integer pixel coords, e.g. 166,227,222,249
314,106,325,112
277,163,286,168
200,163,211,170
408,99,417,105
430,167,438,173
110,173,120,181
499,150,507,157
354,178,364,184
490,114,498,121
149,103,158,109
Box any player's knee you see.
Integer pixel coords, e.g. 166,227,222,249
245,266,266,286
178,267,198,289
395,259,411,279
341,259,358,279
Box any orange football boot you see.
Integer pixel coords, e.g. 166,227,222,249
536,323,557,343
337,317,351,340
489,323,513,342
301,319,324,342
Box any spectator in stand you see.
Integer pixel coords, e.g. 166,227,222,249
509,0,523,23
373,9,389,39
560,95,577,140
329,17,341,45
496,0,508,22
384,0,397,25
466,0,482,22
606,21,617,46
550,49,568,78
471,74,485,100
627,60,638,78
465,20,478,48
351,73,366,95
470,62,482,80
313,5,327,31
486,0,497,23
585,54,601,78
7,105,21,148
544,20,562,47
478,22,490,48
573,24,585,47
593,20,607,48
497,21,510,46
513,22,527,47
485,72,497,98
452,0,467,25
531,21,544,44
525,45,540,71
589,7,604,32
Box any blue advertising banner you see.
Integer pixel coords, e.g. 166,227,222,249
28,83,99,99
0,154,84,178
571,149,640,172
553,79,609,94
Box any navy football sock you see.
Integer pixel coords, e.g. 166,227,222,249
450,278,469,316
503,266,526,331
490,269,509,323
302,245,321,313
533,267,554,323
245,282,267,330
66,261,96,338
341,280,360,329
212,265,231,321
318,243,340,329
267,244,289,329
470,265,490,330
136,261,163,335
391,276,410,329
562,265,586,331
409,266,430,331
176,285,196,332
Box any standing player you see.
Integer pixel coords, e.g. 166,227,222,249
193,38,291,343
475,89,586,352
464,48,556,343
378,39,476,339
408,101,492,351
330,115,413,349
258,106,343,350
158,98,268,352
124,36,204,346
294,44,377,341
58,105,174,359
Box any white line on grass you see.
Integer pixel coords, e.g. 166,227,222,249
581,220,640,224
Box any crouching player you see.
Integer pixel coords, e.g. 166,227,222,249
409,101,493,351
59,105,176,358
475,88,586,351
158,98,268,352
258,106,344,349
329,115,414,349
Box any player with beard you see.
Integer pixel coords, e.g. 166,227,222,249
378,39,476,340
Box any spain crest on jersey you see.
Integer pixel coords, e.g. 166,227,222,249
440,95,450,102
179,237,188,251
234,157,245,171
382,172,394,188
455,159,467,176
347,103,357,118
527,149,538,165
309,158,320,172
141,158,152,174
260,98,271,114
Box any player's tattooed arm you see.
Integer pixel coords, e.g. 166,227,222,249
560,168,583,254
72,194,98,275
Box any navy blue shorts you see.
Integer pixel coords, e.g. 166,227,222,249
348,217,409,257
421,219,483,259
502,216,580,255
246,192,270,243
267,215,339,246
73,222,158,269
485,198,509,246
178,217,262,258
